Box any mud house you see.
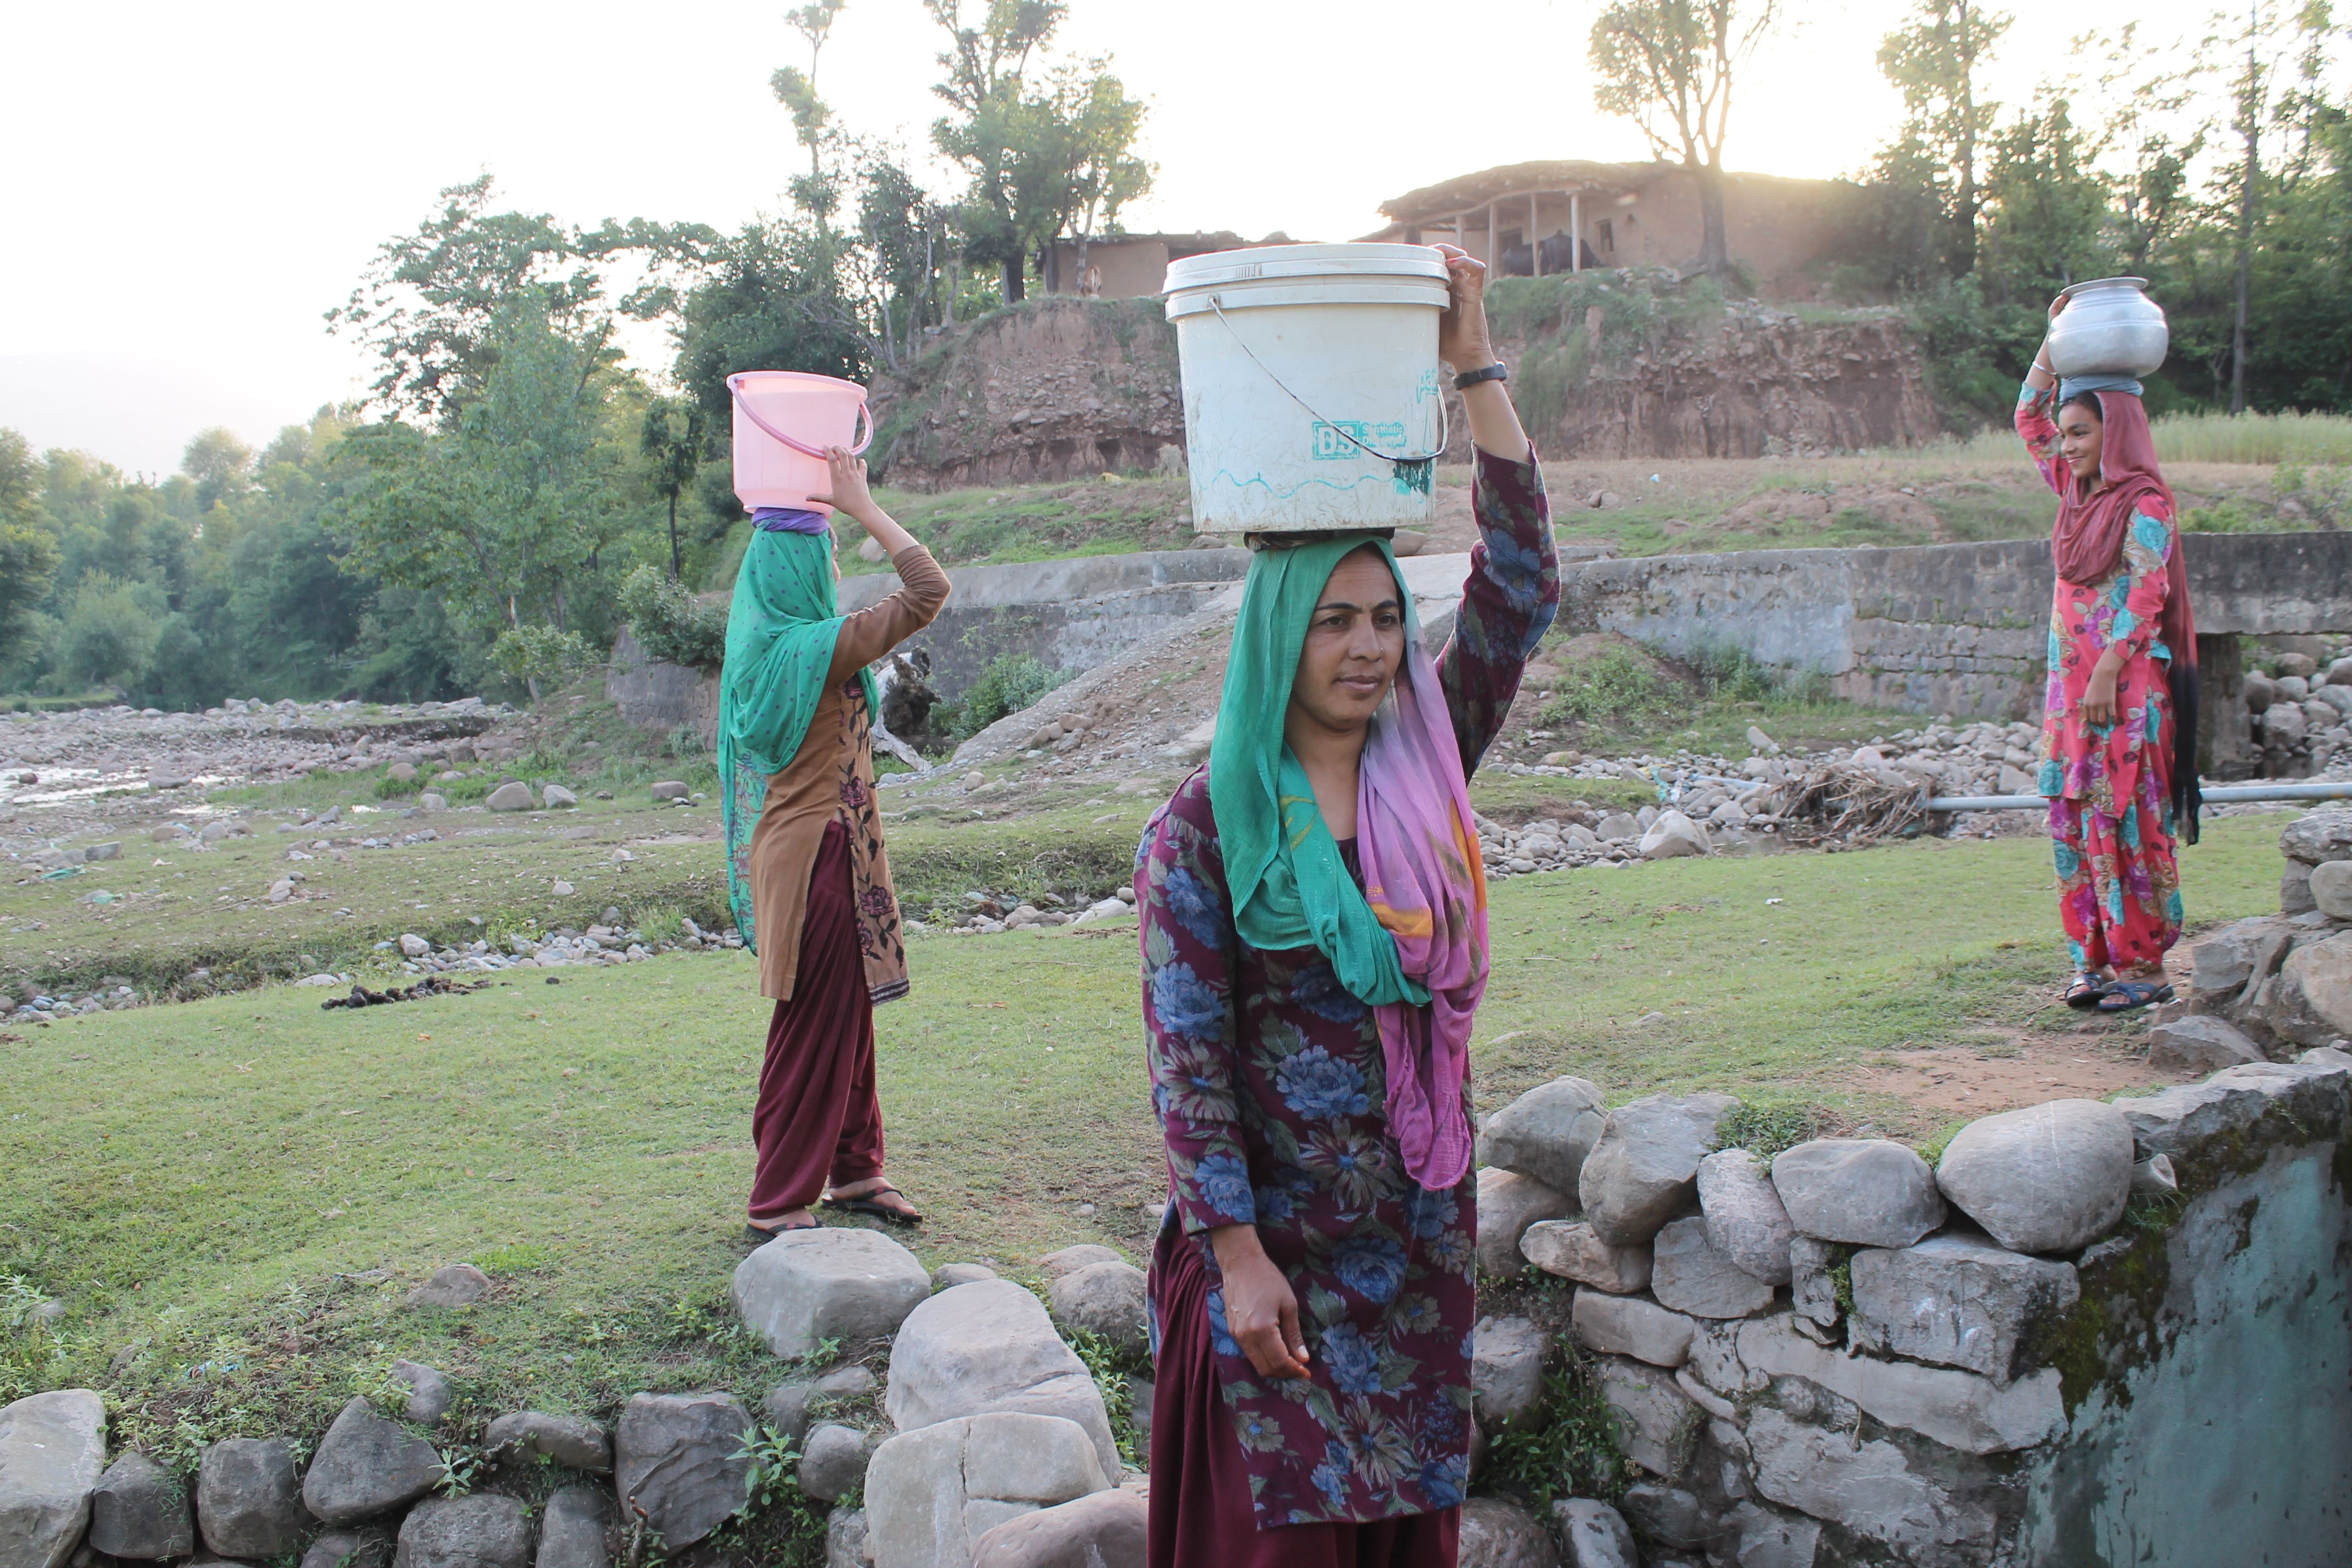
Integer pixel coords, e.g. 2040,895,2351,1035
1360,159,1848,298
1038,231,1300,300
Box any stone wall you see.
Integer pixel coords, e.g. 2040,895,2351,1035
1560,531,2352,769
1472,865,2352,1566
605,626,719,744
836,548,1250,705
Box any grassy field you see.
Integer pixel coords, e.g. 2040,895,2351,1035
1,812,2288,1458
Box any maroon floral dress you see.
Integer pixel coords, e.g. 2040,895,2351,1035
1136,447,1558,1526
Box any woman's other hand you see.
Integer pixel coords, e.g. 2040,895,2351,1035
1210,1224,1310,1379
2083,649,2125,726
809,446,877,520
1433,243,1496,374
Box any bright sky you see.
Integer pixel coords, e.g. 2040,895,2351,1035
2,0,2214,475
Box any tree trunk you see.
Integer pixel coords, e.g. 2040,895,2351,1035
1954,1,1980,274
1003,257,1026,303
1696,160,1732,277
667,493,682,580
2231,44,2260,416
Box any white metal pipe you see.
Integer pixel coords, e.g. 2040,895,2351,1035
1927,781,2352,812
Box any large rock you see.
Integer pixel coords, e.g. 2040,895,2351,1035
1788,1237,1842,1329
1578,1093,1739,1246
1591,1357,1696,1477
303,1528,393,1568
1476,1168,1573,1280
864,1413,1110,1568
1770,1139,1945,1248
885,1280,1119,1479
1552,1499,1638,1568
391,1362,453,1425
197,1437,308,1560
486,782,536,812
613,1392,752,1549
1744,1407,1996,1559
1848,1234,2081,1382
1639,810,1711,859
533,1487,609,1568
1695,1150,1794,1284
1036,1246,1122,1280
482,1412,611,1473
2282,861,2317,915
763,1365,876,1453
1648,1217,1775,1319
2190,917,2297,994
407,1264,489,1309
1520,1221,1651,1294
1935,1099,2133,1254
1570,1289,1695,1369
733,1228,932,1359
1725,1502,1823,1568
1045,1262,1148,1357
967,1489,1145,1568
799,1425,872,1505
1616,1483,1717,1550
826,1507,873,1568
2312,860,2352,920
2118,1059,2352,1162
1477,1076,1606,1196
541,785,578,809
2273,932,2352,1047
90,1450,196,1560
1703,1315,2065,1455
1471,1316,1549,1433
0,1390,106,1568
304,1397,445,1524
1456,1498,1560,1567
390,1494,532,1568
2148,1015,2266,1074
2279,807,2352,865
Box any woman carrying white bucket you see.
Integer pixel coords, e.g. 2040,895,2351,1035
1138,246,1559,1568
718,432,949,1239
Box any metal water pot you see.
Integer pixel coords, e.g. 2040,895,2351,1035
2046,276,2169,378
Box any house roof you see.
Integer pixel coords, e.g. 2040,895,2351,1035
1371,160,1844,227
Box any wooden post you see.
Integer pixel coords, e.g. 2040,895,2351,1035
1485,200,1496,268
1530,193,1542,276
1570,193,1582,273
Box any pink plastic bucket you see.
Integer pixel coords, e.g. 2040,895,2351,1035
726,371,873,513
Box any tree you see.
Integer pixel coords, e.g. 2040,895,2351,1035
861,161,950,368
772,0,851,231
1877,1,2010,273
334,295,626,697
673,222,869,427
181,427,255,510
639,397,706,579
329,176,716,422
1588,0,1782,278
52,574,164,690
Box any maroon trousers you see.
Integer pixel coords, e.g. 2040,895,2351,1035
748,820,884,1222
1148,1228,1459,1568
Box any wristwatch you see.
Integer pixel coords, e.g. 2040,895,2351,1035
1453,361,1509,391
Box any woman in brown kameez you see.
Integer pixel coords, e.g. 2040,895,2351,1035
720,448,948,1239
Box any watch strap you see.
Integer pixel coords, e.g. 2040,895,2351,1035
1453,361,1509,391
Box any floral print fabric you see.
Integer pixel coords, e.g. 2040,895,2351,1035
1135,447,1556,1526
2016,382,2184,970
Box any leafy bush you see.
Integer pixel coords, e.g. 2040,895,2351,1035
948,653,1071,740
619,564,729,671
1536,647,1674,728
491,625,594,688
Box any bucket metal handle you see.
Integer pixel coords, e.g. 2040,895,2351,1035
727,375,874,459
1206,295,1450,475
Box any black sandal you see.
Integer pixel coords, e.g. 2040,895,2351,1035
2064,972,2109,1009
2098,978,2173,1013
745,1216,823,1242
821,1183,923,1227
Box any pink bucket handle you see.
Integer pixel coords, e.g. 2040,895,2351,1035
728,374,872,459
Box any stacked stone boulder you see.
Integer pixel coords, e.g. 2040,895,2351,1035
2153,804,2352,1066
1465,1049,2352,1565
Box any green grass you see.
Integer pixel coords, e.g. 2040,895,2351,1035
0,813,2290,1450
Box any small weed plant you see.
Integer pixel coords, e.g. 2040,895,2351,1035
949,654,1072,741
1537,648,1675,729
728,1425,834,1567
1063,1322,1149,1467
1481,1348,1638,1509
1713,1101,1837,1161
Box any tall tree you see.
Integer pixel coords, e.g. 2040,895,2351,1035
1588,0,1782,278
771,0,851,231
1877,0,2010,273
0,429,61,670
639,397,706,579
861,161,949,368
180,427,255,510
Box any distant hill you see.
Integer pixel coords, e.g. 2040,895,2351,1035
0,352,317,477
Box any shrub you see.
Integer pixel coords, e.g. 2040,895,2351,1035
1537,647,1674,728
620,565,729,671
948,653,1071,740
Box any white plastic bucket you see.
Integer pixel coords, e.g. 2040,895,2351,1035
1163,243,1449,535
727,371,873,514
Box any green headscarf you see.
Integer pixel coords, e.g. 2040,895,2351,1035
1208,535,1428,1011
717,528,879,953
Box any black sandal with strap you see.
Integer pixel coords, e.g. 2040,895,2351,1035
822,1183,923,1227
2098,978,2174,1013
2064,972,2109,1009
745,1216,823,1243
